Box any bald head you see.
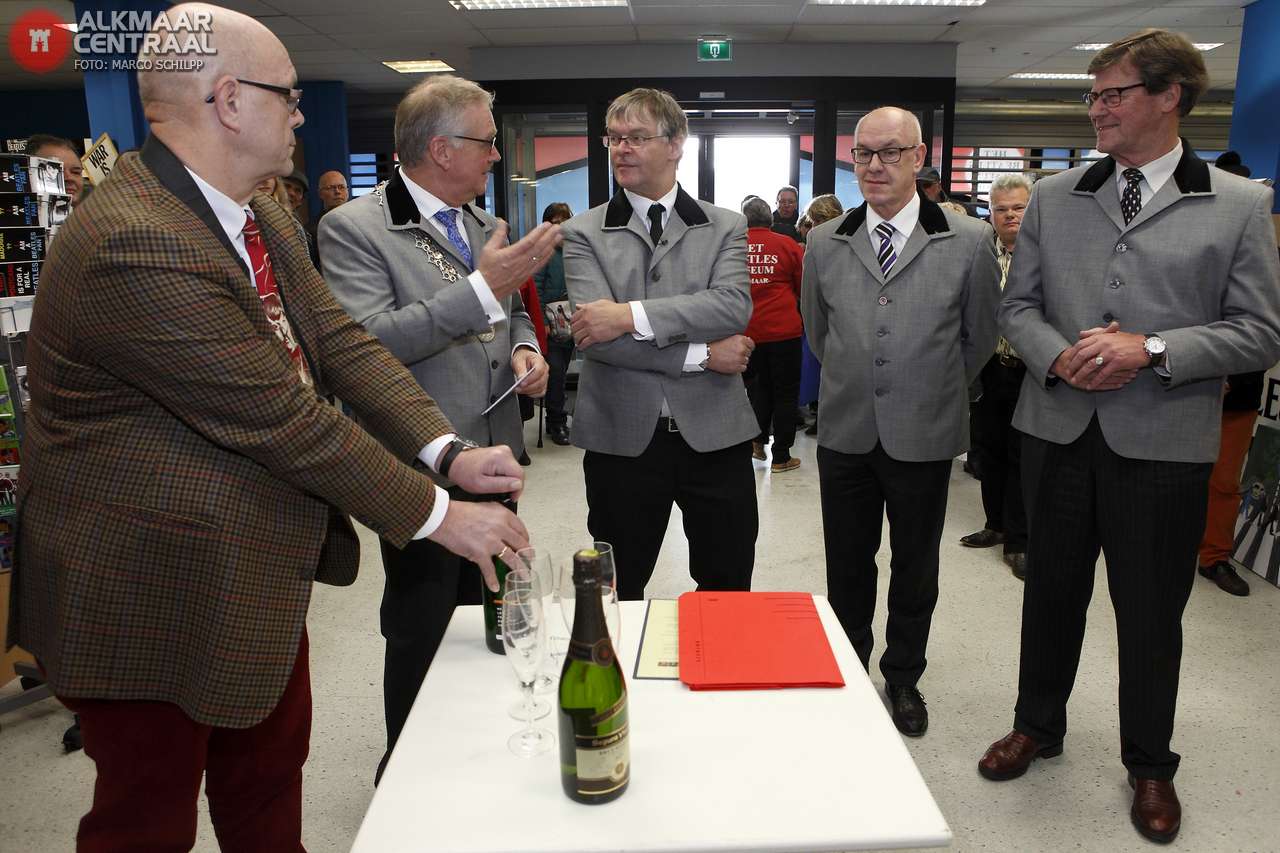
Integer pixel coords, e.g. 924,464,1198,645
854,107,922,149
317,170,348,210
852,105,926,219
137,4,286,121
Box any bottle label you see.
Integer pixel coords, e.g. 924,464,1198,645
567,637,615,666
574,722,630,795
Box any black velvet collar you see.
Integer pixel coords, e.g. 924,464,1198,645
1072,138,1211,195
603,184,709,229
834,191,951,237
384,167,488,228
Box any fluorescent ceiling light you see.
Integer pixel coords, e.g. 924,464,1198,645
1009,72,1093,80
809,0,986,6
450,0,627,9
1074,42,1223,51
383,60,455,73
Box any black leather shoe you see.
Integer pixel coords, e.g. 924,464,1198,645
1198,561,1250,596
548,425,571,446
960,528,1005,548
885,683,928,737
1004,551,1027,581
518,450,531,466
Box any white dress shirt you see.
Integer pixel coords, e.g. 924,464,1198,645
1112,140,1182,207
187,166,452,539
865,191,921,260
623,183,708,373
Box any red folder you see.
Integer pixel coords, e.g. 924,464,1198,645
678,591,845,690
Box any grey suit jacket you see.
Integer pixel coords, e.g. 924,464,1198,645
318,171,537,471
801,196,1000,462
999,141,1280,463
562,186,759,456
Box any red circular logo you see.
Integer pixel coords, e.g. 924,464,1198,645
8,9,73,74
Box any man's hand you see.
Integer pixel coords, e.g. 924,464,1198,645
1054,321,1148,390
571,300,635,348
476,221,563,301
512,347,549,398
706,335,754,375
427,500,529,591
441,444,525,501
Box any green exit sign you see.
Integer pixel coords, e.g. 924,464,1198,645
697,37,732,62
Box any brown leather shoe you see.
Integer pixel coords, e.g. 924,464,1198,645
977,730,1063,781
1129,774,1181,844
751,441,767,461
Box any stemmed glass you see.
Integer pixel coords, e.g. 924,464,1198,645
503,565,551,721
558,540,622,649
515,548,563,695
502,581,553,757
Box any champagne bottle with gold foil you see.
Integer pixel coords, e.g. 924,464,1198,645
558,549,630,803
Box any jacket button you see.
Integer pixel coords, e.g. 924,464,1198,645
659,239,668,246
878,296,889,306
1103,312,1115,323
1116,243,1128,253
875,357,886,366
876,328,888,337
491,359,500,369
1108,279,1122,289
875,388,887,397
652,271,662,281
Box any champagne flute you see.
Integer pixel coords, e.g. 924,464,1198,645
502,584,553,757
503,566,551,721
592,541,622,649
516,547,561,694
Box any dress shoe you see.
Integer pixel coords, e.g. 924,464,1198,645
1198,561,1250,596
885,683,928,737
751,441,767,461
960,528,1005,548
1004,551,1027,581
518,450,531,466
548,425,571,446
804,419,818,436
977,730,1062,781
771,457,801,473
1129,774,1181,844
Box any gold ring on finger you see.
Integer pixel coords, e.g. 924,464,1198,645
497,545,509,560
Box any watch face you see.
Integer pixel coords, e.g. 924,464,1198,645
1146,337,1167,355
456,438,480,450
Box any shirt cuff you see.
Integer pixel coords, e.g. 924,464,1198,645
513,341,540,357
412,485,450,539
469,270,505,325
630,301,654,341
683,343,709,373
419,433,458,472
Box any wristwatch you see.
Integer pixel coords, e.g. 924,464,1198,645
699,343,711,371
1143,334,1167,368
438,436,479,479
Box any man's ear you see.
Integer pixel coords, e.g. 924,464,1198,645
427,137,452,170
207,76,242,132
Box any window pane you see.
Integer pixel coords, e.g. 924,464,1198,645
676,135,699,198
712,136,790,210
501,113,588,237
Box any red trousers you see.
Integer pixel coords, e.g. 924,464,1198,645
1198,410,1257,567
59,633,311,853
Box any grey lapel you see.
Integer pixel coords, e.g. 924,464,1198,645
1124,178,1184,232
651,186,711,269
602,188,658,249
831,204,886,281
888,227,931,281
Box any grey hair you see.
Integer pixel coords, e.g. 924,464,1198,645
395,75,495,169
742,197,773,228
989,173,1034,198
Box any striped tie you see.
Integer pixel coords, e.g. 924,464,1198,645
875,221,897,276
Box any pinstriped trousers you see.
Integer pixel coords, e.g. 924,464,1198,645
1014,417,1211,780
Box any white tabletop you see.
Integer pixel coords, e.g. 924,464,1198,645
351,595,951,853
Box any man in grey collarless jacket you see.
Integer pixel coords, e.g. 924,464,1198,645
320,75,560,781
977,30,1280,844
563,87,760,601
801,106,999,739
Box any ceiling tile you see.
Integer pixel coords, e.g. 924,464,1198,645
255,15,321,35
796,5,974,26
482,26,637,45
636,24,793,42
788,24,953,42
631,5,798,26
460,7,632,28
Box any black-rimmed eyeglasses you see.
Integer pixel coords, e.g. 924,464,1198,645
204,79,303,114
851,145,917,165
1082,82,1146,108
451,134,499,149
601,134,669,149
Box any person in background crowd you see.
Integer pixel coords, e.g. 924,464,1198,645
798,193,844,436
255,174,293,209
772,185,801,242
281,168,308,220
960,172,1034,580
916,166,946,203
980,30,1280,844
802,105,999,739
27,134,86,206
317,169,349,214
534,201,575,446
740,197,806,472
318,74,554,784
1214,150,1251,179
797,214,814,241
563,87,759,601
10,6,529,850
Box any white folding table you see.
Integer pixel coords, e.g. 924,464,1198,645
351,595,950,853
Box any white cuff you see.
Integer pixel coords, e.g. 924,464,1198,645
412,485,450,539
469,270,506,325
630,301,655,341
419,433,458,472
683,343,709,373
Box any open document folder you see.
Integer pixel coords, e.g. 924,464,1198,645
677,592,845,690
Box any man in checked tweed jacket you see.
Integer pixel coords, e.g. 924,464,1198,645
4,6,529,850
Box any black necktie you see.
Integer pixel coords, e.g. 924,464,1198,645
1121,168,1144,225
647,203,664,246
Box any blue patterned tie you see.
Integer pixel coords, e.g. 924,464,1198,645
432,208,473,270
875,221,897,276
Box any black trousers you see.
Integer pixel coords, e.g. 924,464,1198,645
743,337,802,463
1015,417,1211,780
817,443,951,687
545,339,574,427
584,429,757,601
973,355,1028,552
378,517,483,761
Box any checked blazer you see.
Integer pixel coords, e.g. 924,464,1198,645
8,136,455,728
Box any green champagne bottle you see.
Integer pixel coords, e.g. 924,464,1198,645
558,549,630,804
482,552,511,655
